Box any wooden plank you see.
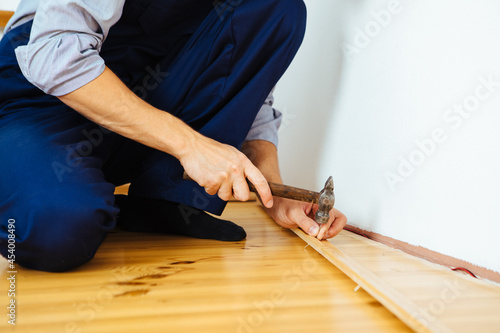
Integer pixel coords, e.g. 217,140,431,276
292,228,500,333
0,202,411,332
0,11,14,28
114,184,131,195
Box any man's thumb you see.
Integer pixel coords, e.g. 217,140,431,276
298,217,319,237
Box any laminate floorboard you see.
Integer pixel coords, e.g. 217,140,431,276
293,224,500,333
0,11,13,28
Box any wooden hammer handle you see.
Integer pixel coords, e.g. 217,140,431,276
183,173,319,204
247,181,319,204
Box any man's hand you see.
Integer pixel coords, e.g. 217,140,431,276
265,197,347,240
242,140,347,240
179,134,273,208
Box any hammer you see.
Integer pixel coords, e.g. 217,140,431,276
183,174,335,224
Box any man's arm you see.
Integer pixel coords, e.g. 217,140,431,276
14,1,272,205
241,140,347,240
59,67,274,207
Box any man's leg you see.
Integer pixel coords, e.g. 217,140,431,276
0,23,119,272
98,0,306,239
0,115,119,271
117,0,306,239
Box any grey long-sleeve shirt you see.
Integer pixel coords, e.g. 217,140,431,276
5,0,282,147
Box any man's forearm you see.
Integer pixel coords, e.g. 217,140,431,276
58,66,196,160
58,67,274,206
241,140,282,184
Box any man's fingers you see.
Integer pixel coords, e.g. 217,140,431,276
317,209,347,240
316,222,329,240
217,180,233,201
326,209,347,238
232,176,250,202
296,216,320,237
245,166,273,208
204,185,219,196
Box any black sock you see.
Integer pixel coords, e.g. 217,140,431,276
114,195,246,242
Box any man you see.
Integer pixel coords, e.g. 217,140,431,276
0,0,346,272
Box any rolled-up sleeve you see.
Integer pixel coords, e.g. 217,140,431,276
14,0,125,96
244,90,282,148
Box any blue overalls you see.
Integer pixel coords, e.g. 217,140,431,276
0,0,306,271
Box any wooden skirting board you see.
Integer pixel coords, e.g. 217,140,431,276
293,228,500,333
345,225,500,284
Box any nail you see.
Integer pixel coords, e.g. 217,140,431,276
308,225,319,236
266,199,273,208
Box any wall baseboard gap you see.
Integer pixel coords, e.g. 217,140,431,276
345,224,500,284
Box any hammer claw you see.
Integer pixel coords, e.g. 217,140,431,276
314,176,335,225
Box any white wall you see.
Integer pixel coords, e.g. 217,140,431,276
275,0,500,274
0,0,20,11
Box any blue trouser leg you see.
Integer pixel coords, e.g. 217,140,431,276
0,0,306,271
0,23,119,271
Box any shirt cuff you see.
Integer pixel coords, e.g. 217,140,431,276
15,33,105,96
244,102,282,148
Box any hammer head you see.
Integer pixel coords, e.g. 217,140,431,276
315,176,335,224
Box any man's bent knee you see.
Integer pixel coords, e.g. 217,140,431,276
0,191,117,272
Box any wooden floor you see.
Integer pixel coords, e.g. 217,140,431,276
294,227,500,333
0,201,411,333
0,11,14,28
